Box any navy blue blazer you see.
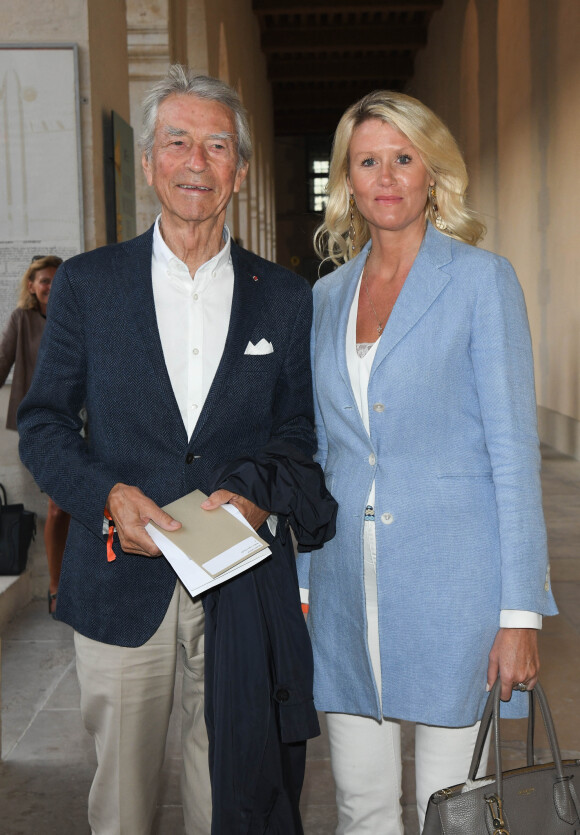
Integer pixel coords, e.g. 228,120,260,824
18,226,315,647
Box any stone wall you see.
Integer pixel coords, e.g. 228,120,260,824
411,0,580,457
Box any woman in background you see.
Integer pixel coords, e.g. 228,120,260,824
297,91,557,833
0,255,70,616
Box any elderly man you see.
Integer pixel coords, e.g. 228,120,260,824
18,66,318,834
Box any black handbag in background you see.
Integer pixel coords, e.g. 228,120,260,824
422,679,580,834
0,483,36,575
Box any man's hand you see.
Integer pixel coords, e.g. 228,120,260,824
106,483,181,557
201,489,269,531
487,627,540,701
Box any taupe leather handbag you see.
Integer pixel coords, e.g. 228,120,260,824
422,680,580,834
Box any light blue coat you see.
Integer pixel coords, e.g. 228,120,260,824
297,223,557,726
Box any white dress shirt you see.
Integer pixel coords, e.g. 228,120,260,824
151,216,277,535
152,216,234,439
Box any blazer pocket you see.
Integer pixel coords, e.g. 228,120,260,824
236,353,277,373
437,473,493,481
436,473,495,511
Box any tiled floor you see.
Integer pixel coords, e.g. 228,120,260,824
1,445,579,834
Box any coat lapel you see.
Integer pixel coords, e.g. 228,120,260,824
113,227,185,435
189,243,264,444
327,244,371,397
371,223,453,375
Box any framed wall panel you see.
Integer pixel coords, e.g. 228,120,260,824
0,43,83,334
112,110,136,243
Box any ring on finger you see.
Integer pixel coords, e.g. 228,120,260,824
514,682,528,692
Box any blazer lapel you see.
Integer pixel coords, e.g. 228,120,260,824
327,245,371,397
189,243,264,443
114,227,185,434
371,223,453,375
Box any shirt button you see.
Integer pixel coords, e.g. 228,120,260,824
191,404,198,410
368,453,376,466
373,403,385,413
381,512,394,525
193,293,199,300
193,348,199,355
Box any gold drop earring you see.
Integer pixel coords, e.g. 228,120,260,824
348,195,357,251
429,184,447,231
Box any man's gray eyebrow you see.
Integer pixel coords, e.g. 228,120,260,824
162,126,235,142
208,132,235,142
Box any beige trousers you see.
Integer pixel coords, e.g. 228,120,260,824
74,582,211,835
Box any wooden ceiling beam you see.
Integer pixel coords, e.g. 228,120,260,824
271,83,405,109
274,107,364,134
262,24,426,52
252,1,441,136
268,54,413,81
253,0,442,15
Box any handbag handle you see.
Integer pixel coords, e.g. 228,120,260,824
468,680,556,781
526,688,535,765
471,683,536,773
0,483,6,507
468,679,580,825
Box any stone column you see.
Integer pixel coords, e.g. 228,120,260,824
127,0,210,234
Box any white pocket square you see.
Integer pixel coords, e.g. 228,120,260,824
244,339,274,355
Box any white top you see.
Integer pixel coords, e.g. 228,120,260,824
152,215,234,439
346,279,378,509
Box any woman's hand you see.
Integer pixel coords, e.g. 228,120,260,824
487,627,539,700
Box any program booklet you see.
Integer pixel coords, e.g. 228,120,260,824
145,489,271,596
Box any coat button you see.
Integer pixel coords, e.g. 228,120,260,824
275,688,290,703
381,512,394,525
368,453,376,466
185,453,194,464
373,403,385,412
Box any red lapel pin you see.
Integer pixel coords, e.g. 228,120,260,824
253,275,259,281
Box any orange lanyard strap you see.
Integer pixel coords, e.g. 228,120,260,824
104,510,116,562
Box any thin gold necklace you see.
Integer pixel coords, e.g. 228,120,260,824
362,253,384,335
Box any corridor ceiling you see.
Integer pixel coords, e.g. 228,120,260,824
253,0,443,136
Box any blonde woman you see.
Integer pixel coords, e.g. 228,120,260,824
297,91,557,833
0,256,70,615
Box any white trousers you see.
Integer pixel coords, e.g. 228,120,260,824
74,582,211,835
326,523,489,834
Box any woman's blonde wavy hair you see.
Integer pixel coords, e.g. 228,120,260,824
314,90,485,265
18,256,63,310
